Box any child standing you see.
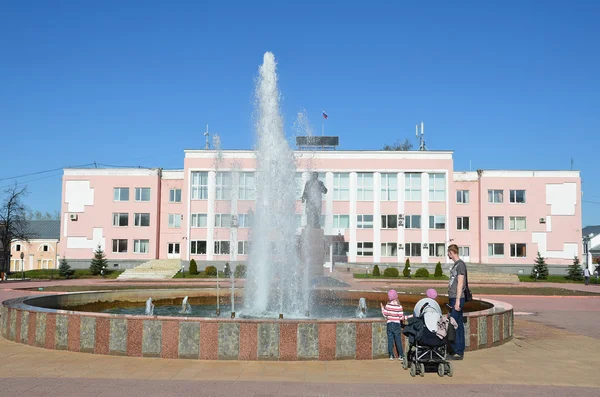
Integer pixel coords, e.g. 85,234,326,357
380,289,405,361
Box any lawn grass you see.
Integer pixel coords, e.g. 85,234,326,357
518,275,600,285
354,273,449,280
173,271,228,279
7,269,123,280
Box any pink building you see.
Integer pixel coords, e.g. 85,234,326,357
59,150,582,271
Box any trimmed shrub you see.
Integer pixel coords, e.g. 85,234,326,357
205,265,217,276
189,259,198,275
383,267,400,277
415,268,430,278
403,258,411,277
234,264,247,278
372,264,381,277
434,261,443,277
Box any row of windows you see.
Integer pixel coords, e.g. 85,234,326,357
13,244,51,252
113,187,152,202
456,189,526,204
190,240,249,255
111,239,150,254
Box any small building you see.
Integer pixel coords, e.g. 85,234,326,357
9,220,60,272
583,225,600,271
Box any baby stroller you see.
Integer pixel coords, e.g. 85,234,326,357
401,298,454,377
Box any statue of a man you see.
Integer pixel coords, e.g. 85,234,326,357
301,172,328,228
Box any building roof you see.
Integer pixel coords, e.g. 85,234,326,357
22,220,60,240
583,225,600,238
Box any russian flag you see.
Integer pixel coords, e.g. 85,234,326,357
322,111,328,119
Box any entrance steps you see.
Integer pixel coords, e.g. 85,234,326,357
117,259,182,280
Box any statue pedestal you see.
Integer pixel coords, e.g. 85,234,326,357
300,227,325,279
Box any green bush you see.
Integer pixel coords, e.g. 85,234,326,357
189,259,198,275
434,261,443,277
58,257,74,279
383,267,399,277
205,265,217,276
415,268,429,278
234,264,247,278
372,264,381,276
403,258,411,277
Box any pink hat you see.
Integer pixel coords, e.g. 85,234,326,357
388,289,398,301
426,288,438,299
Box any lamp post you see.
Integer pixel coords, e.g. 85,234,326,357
181,263,185,278
20,252,24,280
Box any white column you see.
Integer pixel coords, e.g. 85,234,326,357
373,172,381,263
207,171,216,260
397,172,405,263
301,172,308,228
349,172,358,261
231,172,239,263
445,171,451,264
421,172,429,263
325,172,334,235
186,169,192,261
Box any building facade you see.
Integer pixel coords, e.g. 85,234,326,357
9,220,60,271
59,150,582,269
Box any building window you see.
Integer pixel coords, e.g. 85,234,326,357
333,173,350,200
114,187,129,202
429,215,446,230
405,243,421,257
405,215,421,229
191,171,209,200
214,241,230,255
135,188,151,202
488,216,504,231
510,243,527,258
112,213,129,227
169,189,182,203
168,214,181,228
456,190,469,204
239,172,256,200
42,245,49,252
510,190,526,204
488,189,503,203
333,242,349,256
488,243,504,257
357,173,374,201
381,242,397,257
133,239,150,254
216,172,232,200
294,173,304,199
457,216,470,231
134,213,150,227
380,173,397,201
190,213,207,228
112,239,128,253
357,215,373,229
381,215,398,229
237,214,252,228
357,242,373,256
428,173,446,201
190,240,207,255
215,213,231,228
509,216,527,231
459,246,470,258
15,244,21,252
405,173,422,201
333,215,350,229
238,241,249,255
429,243,446,257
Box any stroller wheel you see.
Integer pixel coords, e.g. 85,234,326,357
446,362,453,377
437,363,445,377
419,363,425,377
402,356,408,370
409,363,416,377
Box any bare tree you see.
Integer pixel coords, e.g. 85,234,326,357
0,184,34,274
26,209,60,220
383,138,414,151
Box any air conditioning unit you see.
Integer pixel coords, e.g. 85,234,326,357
539,218,546,224
69,214,78,221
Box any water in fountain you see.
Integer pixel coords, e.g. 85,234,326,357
244,52,308,318
145,297,154,316
356,298,367,318
180,296,192,314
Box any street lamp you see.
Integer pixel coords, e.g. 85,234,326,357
20,252,24,280
181,263,185,278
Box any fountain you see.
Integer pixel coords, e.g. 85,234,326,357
180,296,192,314
356,298,367,318
145,297,154,316
216,270,220,316
230,266,235,318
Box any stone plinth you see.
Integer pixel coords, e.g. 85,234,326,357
299,227,325,278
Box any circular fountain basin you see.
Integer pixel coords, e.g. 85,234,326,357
1,289,513,360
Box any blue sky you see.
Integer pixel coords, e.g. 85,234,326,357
1,0,599,226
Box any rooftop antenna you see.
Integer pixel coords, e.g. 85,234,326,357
416,122,426,151
204,124,210,150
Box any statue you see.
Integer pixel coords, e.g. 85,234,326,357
301,172,327,228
